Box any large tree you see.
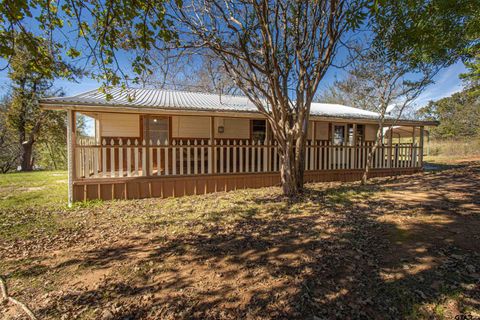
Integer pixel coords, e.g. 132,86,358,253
166,0,365,196
5,34,72,171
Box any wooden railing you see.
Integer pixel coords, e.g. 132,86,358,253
74,138,422,179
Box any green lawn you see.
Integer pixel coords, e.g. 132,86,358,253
0,170,68,210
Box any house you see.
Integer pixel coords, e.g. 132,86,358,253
40,88,435,204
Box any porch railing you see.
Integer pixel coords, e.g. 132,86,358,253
74,138,422,179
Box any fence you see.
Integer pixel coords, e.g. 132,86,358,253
74,138,422,179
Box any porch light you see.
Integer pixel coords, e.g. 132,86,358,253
218,125,225,133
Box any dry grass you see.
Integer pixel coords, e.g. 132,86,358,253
425,138,480,163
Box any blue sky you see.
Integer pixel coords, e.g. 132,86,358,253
1,60,466,110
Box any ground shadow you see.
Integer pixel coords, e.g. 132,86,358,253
30,164,480,319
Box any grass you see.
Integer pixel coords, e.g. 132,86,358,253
424,138,480,163
0,170,68,210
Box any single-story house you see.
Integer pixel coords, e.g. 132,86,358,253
40,88,436,204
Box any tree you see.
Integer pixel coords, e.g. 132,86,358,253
0,0,174,87
5,34,70,171
334,44,440,183
188,55,239,96
168,0,365,196
0,95,19,173
417,90,480,138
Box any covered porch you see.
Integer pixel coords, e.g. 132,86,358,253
67,110,425,202
40,87,432,203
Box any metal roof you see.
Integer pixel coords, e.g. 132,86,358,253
41,87,389,120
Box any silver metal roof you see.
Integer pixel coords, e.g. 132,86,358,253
41,87,384,119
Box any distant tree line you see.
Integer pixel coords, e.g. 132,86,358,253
417,90,480,139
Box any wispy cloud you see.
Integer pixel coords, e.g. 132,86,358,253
413,62,467,108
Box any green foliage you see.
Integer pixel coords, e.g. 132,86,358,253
372,0,479,68
417,90,480,138
0,95,19,173
0,0,174,86
460,53,480,96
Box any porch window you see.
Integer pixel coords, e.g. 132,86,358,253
252,120,266,142
333,125,345,145
144,116,169,144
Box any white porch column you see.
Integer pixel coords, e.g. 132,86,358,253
67,109,75,206
419,126,425,168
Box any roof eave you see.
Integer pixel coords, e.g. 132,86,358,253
39,100,438,127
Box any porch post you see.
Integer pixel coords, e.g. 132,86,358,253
67,109,76,206
352,123,357,169
412,126,416,168
387,126,393,168
209,116,215,174
419,126,425,168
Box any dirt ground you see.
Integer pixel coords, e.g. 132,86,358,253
1,162,479,319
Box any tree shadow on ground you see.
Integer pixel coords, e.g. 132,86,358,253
36,165,480,319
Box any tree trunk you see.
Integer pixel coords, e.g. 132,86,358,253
362,126,383,184
20,140,34,171
279,135,306,198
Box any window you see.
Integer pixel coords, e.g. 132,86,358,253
252,119,266,142
144,116,169,144
333,125,346,145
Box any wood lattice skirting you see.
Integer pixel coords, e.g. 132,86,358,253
72,168,422,202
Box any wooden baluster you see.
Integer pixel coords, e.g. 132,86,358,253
134,139,139,176
207,139,212,174
102,139,107,177
257,140,262,172
110,139,115,177
239,140,243,173
178,140,183,175
164,139,169,175
308,140,315,170
194,140,198,175
263,138,268,172
156,139,161,176
219,140,224,173
200,140,205,174
178,140,185,176
233,140,237,173
83,146,88,178
246,140,250,173
141,139,147,176
126,139,132,177
273,141,278,172
226,140,230,173
187,140,191,175
172,140,177,175
148,139,153,176
118,139,123,177
93,143,99,178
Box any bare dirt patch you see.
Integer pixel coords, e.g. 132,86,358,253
1,163,479,319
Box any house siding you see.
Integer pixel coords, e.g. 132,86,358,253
99,113,140,137
172,115,211,139
214,117,250,139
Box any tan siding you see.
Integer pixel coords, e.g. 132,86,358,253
365,124,378,141
214,117,250,139
172,116,210,138
315,122,329,140
99,113,140,137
